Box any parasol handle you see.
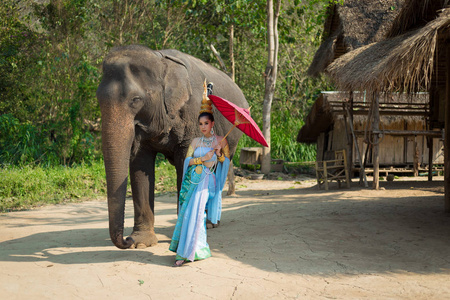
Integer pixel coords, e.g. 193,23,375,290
218,123,238,146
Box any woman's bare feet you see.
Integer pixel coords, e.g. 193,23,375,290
172,260,186,267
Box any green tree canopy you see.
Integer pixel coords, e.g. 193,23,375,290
0,0,337,166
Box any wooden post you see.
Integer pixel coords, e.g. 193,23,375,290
413,136,419,177
348,92,354,177
372,93,380,190
343,104,351,169
344,149,351,188
428,137,433,181
344,103,367,187
429,81,436,182
315,161,321,189
317,133,325,161
445,46,450,212
403,120,408,166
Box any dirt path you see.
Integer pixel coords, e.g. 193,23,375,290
1,175,450,299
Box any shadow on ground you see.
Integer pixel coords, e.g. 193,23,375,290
1,179,450,275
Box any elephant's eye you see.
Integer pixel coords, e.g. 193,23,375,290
130,96,142,108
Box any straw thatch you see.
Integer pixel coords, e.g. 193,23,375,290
326,8,450,93
387,0,449,38
307,0,404,77
307,32,339,78
297,94,334,143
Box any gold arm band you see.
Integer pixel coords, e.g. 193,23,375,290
185,145,194,159
222,144,230,159
192,157,202,165
217,155,225,163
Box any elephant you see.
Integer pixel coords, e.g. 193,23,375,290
96,45,248,249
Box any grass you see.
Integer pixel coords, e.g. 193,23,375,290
0,150,313,212
154,160,177,195
0,159,177,212
0,161,107,212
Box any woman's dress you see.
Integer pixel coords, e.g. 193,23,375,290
169,146,230,261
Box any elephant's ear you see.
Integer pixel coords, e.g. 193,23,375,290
161,54,192,119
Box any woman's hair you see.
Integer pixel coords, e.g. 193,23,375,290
198,112,214,122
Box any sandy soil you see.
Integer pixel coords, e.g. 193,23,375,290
1,174,450,299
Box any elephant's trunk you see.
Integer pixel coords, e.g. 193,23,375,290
101,110,135,249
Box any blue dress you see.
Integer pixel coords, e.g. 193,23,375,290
169,146,230,261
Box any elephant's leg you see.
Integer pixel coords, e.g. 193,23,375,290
227,164,236,196
129,149,158,248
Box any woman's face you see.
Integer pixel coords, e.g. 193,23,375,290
198,116,214,136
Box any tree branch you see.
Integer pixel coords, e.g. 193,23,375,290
209,44,230,76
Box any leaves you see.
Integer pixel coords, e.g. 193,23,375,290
1,0,334,167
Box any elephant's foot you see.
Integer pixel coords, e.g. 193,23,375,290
129,230,158,249
227,190,236,196
227,183,236,196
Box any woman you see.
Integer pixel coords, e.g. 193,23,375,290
169,82,230,267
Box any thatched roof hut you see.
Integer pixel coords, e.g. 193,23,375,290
307,0,404,77
326,6,450,93
297,91,429,144
321,0,450,199
297,92,437,171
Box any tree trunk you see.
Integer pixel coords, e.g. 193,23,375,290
261,0,281,174
229,24,235,82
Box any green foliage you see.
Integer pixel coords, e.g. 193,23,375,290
0,158,177,212
0,114,56,166
0,161,106,212
231,0,334,165
0,1,41,118
232,101,318,166
1,0,103,167
0,0,338,206
154,156,178,195
1,0,335,168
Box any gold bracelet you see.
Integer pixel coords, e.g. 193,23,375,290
193,157,202,165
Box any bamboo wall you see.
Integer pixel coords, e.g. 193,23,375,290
323,116,444,167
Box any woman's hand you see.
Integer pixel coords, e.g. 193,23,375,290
214,144,222,157
202,149,215,161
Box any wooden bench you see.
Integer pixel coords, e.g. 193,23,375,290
315,149,351,190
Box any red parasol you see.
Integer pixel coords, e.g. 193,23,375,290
208,94,269,147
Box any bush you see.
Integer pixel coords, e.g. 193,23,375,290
0,114,101,167
0,161,106,212
0,158,178,212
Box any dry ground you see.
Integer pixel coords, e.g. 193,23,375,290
1,175,450,299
